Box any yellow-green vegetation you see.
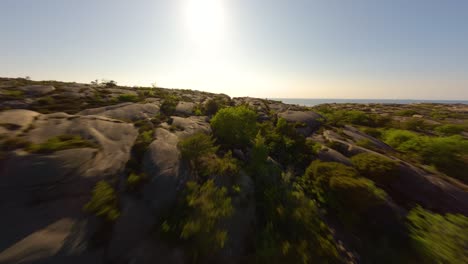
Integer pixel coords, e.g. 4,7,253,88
407,206,468,264
27,134,97,153
384,129,468,182
210,105,257,148
434,124,466,136
317,108,391,128
3,89,24,98
162,180,233,259
84,181,120,221
351,153,400,183
126,172,146,190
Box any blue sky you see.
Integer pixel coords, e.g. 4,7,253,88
1,0,467,99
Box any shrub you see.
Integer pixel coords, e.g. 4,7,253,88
210,106,257,148
407,206,468,264
162,180,233,258
178,133,218,168
257,189,341,263
300,160,358,203
117,93,139,102
395,109,418,117
84,181,119,221
383,129,419,149
103,80,117,87
160,95,179,116
199,151,239,178
27,135,97,153
384,130,468,181
401,118,429,131
351,153,399,183
259,118,314,169
329,176,387,224
434,124,465,136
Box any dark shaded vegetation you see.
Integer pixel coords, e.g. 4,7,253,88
160,95,180,116
84,181,120,221
161,180,234,261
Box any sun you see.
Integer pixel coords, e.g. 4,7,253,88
184,0,227,46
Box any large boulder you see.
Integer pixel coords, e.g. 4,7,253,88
174,101,195,116
0,112,138,263
78,103,159,122
278,110,322,136
143,128,189,212
0,109,39,137
170,116,211,138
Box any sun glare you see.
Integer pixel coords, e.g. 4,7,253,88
184,0,227,46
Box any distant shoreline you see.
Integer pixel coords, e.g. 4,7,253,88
270,98,468,107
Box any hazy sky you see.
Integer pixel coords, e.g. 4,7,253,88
1,0,467,99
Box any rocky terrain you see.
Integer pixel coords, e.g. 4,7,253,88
0,77,467,264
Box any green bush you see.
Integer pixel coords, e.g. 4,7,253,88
256,189,341,263
27,135,97,153
84,181,119,221
300,160,358,203
199,151,239,178
407,206,468,264
117,93,139,102
434,124,465,136
210,106,257,148
259,118,314,169
384,130,468,181
178,133,218,165
351,153,399,183
329,176,387,224
395,109,418,117
162,180,233,258
401,118,429,131
383,129,419,149
160,95,179,116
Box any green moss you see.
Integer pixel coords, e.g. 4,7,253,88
84,181,120,221
27,135,97,153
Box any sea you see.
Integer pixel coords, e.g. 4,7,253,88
270,98,468,107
